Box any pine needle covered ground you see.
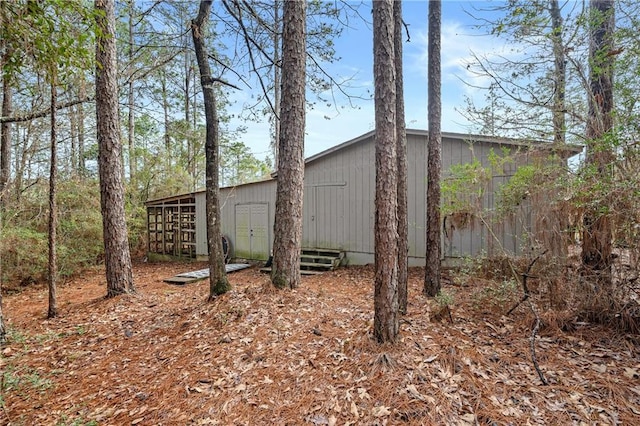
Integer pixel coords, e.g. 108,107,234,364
1,262,639,425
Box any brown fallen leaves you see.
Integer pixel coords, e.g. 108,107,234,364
1,262,639,425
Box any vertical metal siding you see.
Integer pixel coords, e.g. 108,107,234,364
203,179,277,260
189,131,538,264
195,192,207,256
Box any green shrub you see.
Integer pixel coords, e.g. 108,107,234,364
0,226,48,284
1,178,104,286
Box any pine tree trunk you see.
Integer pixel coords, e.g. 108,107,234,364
48,82,58,319
0,41,11,335
550,0,566,146
95,0,135,297
271,0,306,290
69,98,78,176
582,0,614,290
0,52,12,208
425,0,442,297
0,287,5,344
272,0,281,171
373,0,399,343
77,78,86,177
192,0,230,298
394,0,409,315
161,72,171,153
127,0,136,183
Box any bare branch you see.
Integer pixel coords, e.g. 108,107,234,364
0,96,94,124
221,0,277,116
204,76,241,91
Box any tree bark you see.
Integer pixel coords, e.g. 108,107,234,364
0,51,12,208
48,82,58,318
373,0,399,343
0,0,9,346
95,0,135,297
271,0,306,290
69,96,78,176
192,0,231,298
161,71,171,153
272,0,281,171
127,0,136,183
581,0,614,289
550,0,566,145
394,0,408,315
425,0,442,297
0,281,5,344
77,78,86,177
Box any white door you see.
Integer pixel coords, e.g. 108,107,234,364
235,203,269,260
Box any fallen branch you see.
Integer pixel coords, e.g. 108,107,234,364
528,299,548,385
506,249,548,316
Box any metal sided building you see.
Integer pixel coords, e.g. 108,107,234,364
145,129,579,265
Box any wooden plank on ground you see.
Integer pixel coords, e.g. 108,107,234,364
164,263,251,285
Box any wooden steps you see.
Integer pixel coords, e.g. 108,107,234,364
261,248,345,275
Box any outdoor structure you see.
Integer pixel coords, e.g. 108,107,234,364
145,129,580,265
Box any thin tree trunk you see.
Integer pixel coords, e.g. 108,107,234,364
95,0,135,297
373,0,399,343
273,0,281,171
582,0,614,289
425,0,442,297
127,0,136,183
69,99,78,176
550,0,566,145
0,196,4,339
161,72,170,153
184,27,195,183
271,0,306,290
0,0,8,345
15,122,32,203
192,0,231,298
0,271,5,344
48,82,58,318
127,82,135,181
394,0,409,315
0,52,12,208
77,78,86,177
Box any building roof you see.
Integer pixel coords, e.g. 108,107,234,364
145,128,582,205
305,128,582,166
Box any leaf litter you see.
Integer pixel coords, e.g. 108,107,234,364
1,262,639,425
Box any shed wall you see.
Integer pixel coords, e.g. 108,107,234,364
301,133,530,265
181,131,545,264
218,180,277,259
195,192,207,256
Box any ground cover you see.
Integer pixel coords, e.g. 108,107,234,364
1,262,639,425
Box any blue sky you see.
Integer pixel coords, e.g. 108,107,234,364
229,1,500,159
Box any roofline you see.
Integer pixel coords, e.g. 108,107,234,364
146,129,582,204
304,128,582,165
145,177,275,205
304,129,376,165
145,190,201,206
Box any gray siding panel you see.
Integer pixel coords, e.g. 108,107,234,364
407,133,427,259
195,192,207,256
163,130,546,264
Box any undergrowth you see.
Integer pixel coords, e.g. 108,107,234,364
0,178,149,289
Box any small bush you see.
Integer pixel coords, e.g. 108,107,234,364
472,278,520,312
1,227,48,284
0,178,104,286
